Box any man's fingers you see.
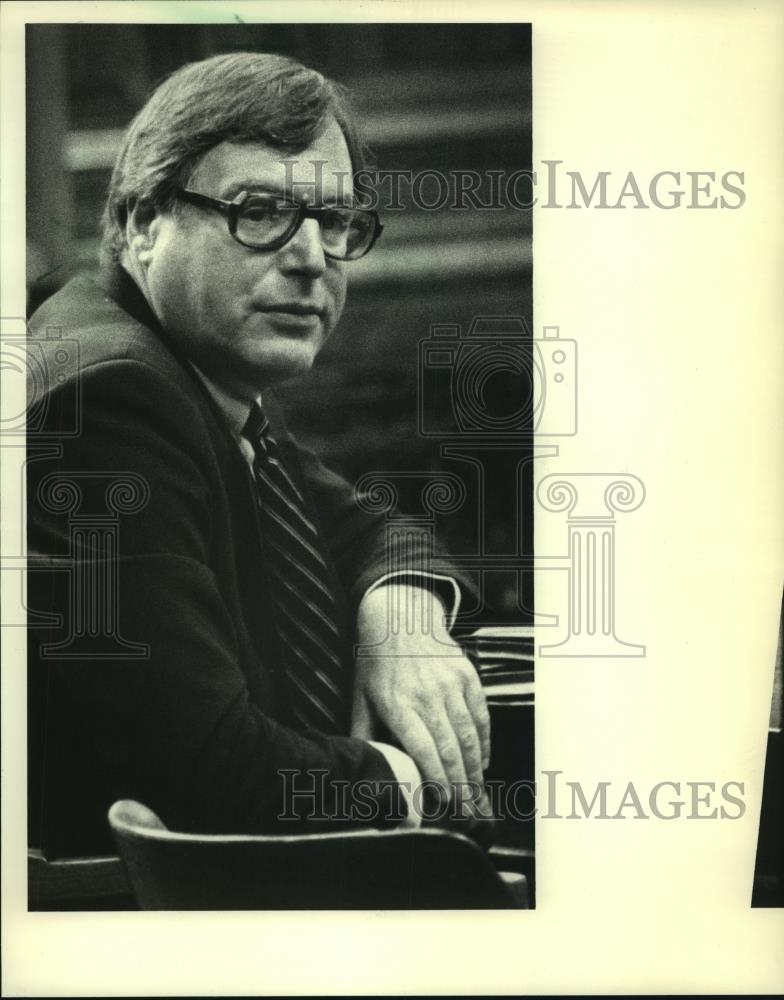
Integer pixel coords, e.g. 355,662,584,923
356,652,491,815
417,704,477,813
462,667,492,770
443,690,485,790
390,707,450,799
475,789,494,819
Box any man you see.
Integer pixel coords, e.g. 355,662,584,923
27,52,491,859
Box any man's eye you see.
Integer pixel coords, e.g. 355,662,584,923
243,201,278,223
322,211,352,233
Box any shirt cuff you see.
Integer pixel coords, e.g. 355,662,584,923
368,741,422,829
363,572,462,631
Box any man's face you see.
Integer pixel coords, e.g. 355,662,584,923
142,119,352,395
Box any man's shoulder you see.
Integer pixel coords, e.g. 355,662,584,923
25,274,232,457
28,274,188,389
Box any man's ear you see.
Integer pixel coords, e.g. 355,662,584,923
126,200,163,268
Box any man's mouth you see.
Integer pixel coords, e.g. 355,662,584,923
259,302,324,318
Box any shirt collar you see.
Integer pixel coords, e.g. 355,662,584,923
190,365,261,440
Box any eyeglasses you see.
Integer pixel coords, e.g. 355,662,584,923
175,189,383,261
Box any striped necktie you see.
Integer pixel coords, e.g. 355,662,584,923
242,403,350,734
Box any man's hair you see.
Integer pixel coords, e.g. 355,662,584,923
101,51,366,263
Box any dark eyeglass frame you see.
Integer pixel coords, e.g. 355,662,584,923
175,188,383,260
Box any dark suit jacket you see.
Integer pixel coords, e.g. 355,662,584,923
26,267,448,858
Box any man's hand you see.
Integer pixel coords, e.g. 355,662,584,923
351,584,491,813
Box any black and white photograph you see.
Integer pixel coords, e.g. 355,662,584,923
23,21,536,911
2,2,782,996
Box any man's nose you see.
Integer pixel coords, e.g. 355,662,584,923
277,218,327,276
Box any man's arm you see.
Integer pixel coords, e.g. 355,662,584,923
264,394,478,610
353,583,491,811
27,357,409,847
271,413,491,812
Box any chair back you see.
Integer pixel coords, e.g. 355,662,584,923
109,800,523,909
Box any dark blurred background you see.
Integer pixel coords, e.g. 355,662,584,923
26,22,533,623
